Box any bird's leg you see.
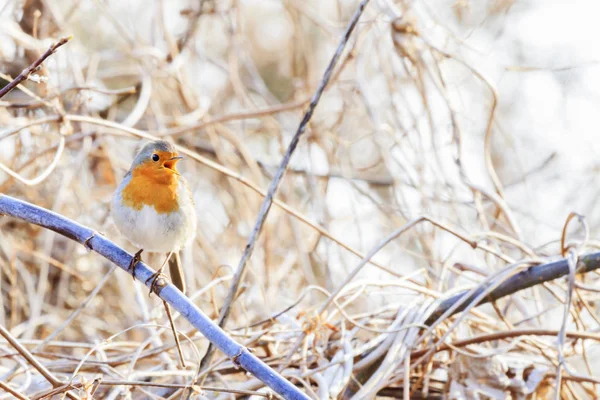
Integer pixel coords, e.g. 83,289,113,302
145,251,173,295
129,249,144,280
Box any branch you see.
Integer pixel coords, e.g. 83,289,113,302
197,0,371,374
0,324,77,400
424,251,600,325
341,251,600,398
0,194,309,400
0,36,72,100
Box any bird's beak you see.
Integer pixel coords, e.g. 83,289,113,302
164,156,183,170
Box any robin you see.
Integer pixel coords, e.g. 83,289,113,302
111,140,197,293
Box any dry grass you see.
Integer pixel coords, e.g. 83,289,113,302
1,0,600,399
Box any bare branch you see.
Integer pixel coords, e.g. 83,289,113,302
0,194,309,400
197,0,372,375
0,36,72,100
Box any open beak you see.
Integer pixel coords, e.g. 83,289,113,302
164,155,183,170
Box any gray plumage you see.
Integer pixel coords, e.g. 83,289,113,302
128,140,178,172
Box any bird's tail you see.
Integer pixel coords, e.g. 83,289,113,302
168,252,186,294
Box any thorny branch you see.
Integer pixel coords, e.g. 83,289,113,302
0,194,309,400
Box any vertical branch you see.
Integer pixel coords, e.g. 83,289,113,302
197,0,372,374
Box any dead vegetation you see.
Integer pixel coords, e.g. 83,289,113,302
1,0,600,399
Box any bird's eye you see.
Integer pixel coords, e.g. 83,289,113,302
151,154,159,162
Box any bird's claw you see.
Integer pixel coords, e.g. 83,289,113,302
145,269,168,296
129,249,144,279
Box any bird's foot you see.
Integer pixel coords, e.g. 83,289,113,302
145,267,168,296
129,249,144,280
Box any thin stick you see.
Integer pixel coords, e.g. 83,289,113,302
36,265,117,350
281,216,477,369
32,379,272,399
0,325,78,400
0,135,66,186
197,0,372,375
423,252,596,325
409,328,600,360
64,114,402,278
555,250,578,400
0,36,72,100
343,250,600,398
161,98,309,137
163,300,186,368
0,380,29,400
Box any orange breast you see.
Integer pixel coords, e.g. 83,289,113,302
121,163,180,213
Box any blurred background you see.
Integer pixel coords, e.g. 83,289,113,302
1,0,600,398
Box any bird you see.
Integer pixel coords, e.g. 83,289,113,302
111,140,196,293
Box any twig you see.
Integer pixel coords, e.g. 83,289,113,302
0,194,309,400
32,379,273,399
0,324,78,400
424,41,523,239
560,212,587,257
163,300,186,368
342,251,600,398
555,250,578,399
36,265,117,350
424,252,596,325
196,0,372,375
64,113,403,278
0,36,72,100
161,98,309,137
0,134,66,186
409,328,600,360
280,215,478,370
0,380,29,400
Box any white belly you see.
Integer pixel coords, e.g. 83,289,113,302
111,176,197,254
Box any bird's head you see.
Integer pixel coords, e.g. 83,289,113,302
129,140,183,180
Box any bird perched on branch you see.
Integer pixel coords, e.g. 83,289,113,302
111,140,196,293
